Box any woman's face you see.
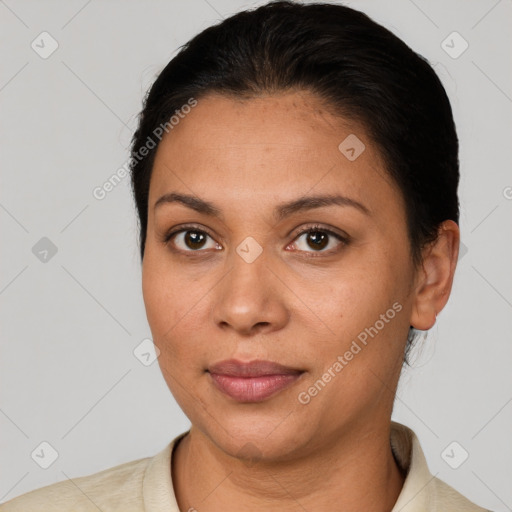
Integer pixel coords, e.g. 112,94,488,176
142,90,419,461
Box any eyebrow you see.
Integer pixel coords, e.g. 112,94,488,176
154,192,370,220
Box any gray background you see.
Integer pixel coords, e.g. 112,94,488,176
1,0,511,509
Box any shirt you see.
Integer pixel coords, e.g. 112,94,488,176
0,421,491,511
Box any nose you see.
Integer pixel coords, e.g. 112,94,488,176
211,246,289,336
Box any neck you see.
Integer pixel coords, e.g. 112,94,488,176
172,421,405,512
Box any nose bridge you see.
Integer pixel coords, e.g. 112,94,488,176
225,239,270,313
211,236,288,334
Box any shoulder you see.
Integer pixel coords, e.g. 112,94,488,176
390,422,493,512
0,454,151,512
432,477,493,512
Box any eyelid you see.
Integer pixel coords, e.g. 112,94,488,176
289,223,350,242
286,223,350,256
162,223,217,244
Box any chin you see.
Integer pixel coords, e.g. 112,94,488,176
196,408,316,464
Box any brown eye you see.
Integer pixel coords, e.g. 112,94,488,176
291,226,347,254
167,228,221,252
305,231,329,250
184,231,207,250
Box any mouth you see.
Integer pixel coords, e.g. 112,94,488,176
207,359,305,403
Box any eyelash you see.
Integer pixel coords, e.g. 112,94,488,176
162,223,349,258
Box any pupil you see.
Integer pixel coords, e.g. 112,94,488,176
185,231,206,249
308,231,328,250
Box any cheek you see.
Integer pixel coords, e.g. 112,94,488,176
142,252,210,367
316,263,396,330
142,252,184,349
142,263,171,334
307,251,410,371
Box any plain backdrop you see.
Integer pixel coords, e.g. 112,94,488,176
1,0,511,509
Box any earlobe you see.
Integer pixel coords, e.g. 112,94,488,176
410,220,460,331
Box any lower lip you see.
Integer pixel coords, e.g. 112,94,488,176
209,373,302,402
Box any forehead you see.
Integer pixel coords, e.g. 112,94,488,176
149,91,401,216
155,90,362,157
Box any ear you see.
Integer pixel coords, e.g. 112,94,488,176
410,220,460,330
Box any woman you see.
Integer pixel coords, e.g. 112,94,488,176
0,1,493,511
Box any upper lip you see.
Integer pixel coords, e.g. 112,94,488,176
208,359,303,377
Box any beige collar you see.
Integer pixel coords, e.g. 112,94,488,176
141,422,464,512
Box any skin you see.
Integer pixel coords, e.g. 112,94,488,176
141,90,460,511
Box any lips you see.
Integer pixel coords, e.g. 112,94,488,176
207,359,304,402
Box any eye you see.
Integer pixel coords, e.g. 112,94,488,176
289,225,348,254
164,225,221,252
163,223,348,256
